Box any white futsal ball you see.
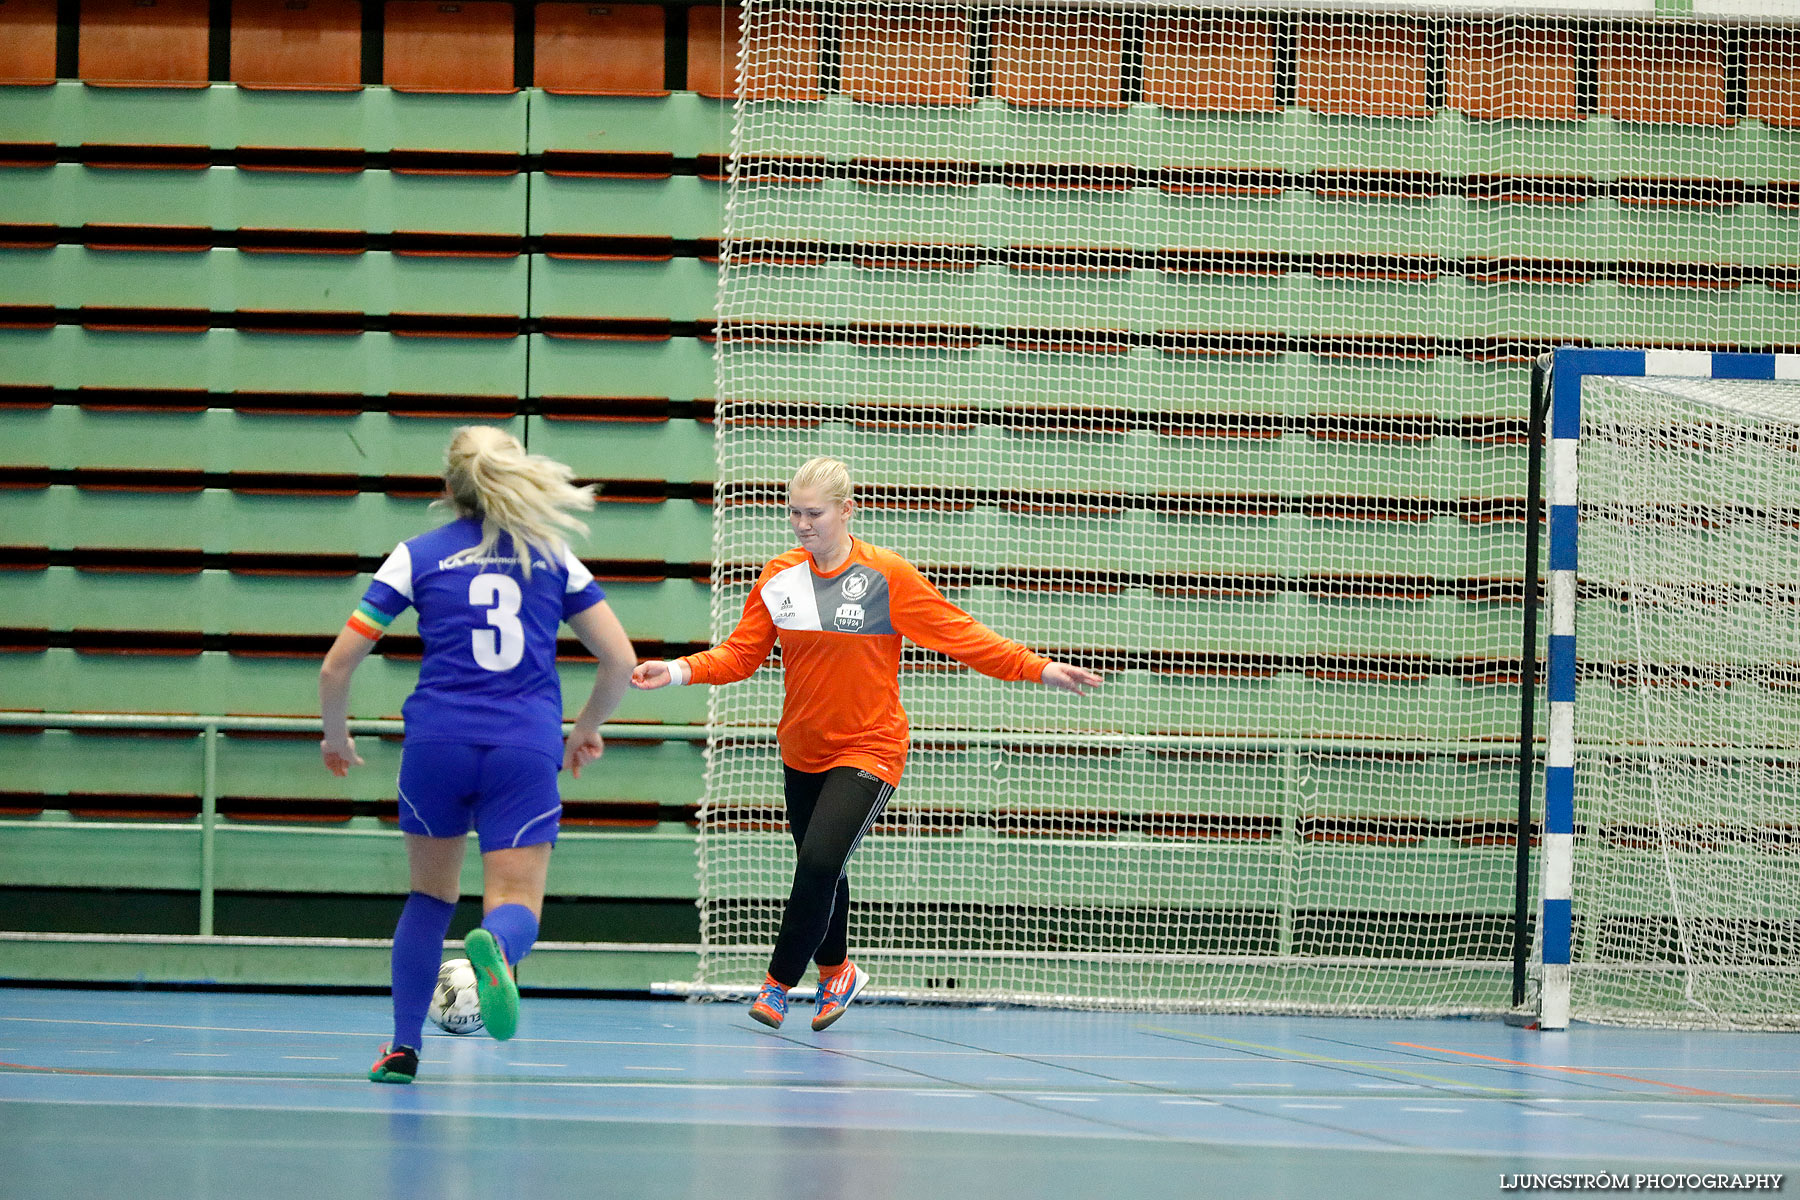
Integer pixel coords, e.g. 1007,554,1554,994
428,957,485,1036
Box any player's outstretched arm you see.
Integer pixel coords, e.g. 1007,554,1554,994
1040,661,1104,697
318,626,377,775
564,600,637,778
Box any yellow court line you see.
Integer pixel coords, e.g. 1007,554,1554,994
1141,1028,1521,1096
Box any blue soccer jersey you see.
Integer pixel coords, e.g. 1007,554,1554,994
356,516,605,759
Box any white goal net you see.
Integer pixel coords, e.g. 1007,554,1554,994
697,3,1800,1014
1566,373,1800,1030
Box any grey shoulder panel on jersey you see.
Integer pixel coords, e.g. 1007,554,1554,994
814,563,894,636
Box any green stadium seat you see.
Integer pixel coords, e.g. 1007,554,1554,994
986,102,1136,169
29,248,532,317
529,333,716,403
0,565,376,636
30,245,210,311
0,165,56,227
733,177,987,246
2,647,350,715
585,497,713,563
1140,106,1288,172
985,181,1156,250
1151,350,1288,415
1148,273,1304,337
1286,111,1450,177
729,262,845,325
983,344,1139,410
215,731,404,802
1296,276,1460,342
842,343,991,408
0,817,204,891
1307,594,1437,658
0,327,528,397
1611,279,1762,347
556,735,707,806
993,265,1153,334
1596,114,1745,185
1452,437,1531,501
39,161,223,229
530,173,724,240
1441,518,1527,580
1448,111,1601,181
530,254,717,322
233,168,528,237
1315,195,1468,260
527,414,716,484
1302,751,1482,821
228,330,528,397
595,577,712,644
1300,513,1447,578
0,405,210,471
217,412,520,477
1468,279,1612,347
225,491,434,555
2,485,435,555
1149,192,1312,254
1442,357,1532,423
1610,196,1760,267
812,95,984,164
25,80,228,148
1461,193,1609,263
1287,355,1456,421
1141,510,1301,575
1131,430,1291,494
1297,434,1448,499
528,91,729,158
375,88,528,154
0,727,204,800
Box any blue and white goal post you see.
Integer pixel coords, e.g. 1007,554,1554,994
1533,345,1800,1036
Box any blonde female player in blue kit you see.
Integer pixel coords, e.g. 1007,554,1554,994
318,426,638,1084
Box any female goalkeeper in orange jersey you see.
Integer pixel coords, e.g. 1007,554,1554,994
630,456,1102,1031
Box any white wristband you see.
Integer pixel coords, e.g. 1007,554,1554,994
663,659,691,686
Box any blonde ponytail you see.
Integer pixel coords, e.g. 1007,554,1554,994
436,425,594,577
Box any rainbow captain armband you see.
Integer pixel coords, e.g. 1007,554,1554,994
345,602,396,641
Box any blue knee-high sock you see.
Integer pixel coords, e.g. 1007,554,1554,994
481,903,540,966
391,891,456,1050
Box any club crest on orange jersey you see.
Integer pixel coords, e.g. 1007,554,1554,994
841,571,870,601
834,602,865,632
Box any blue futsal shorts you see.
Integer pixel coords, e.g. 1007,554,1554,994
396,740,563,851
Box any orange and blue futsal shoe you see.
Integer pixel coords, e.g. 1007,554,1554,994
811,962,869,1032
749,977,789,1028
464,928,519,1041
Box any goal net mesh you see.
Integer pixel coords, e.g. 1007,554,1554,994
696,3,1799,1015
1569,374,1800,1030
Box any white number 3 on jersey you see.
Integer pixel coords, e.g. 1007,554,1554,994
469,574,525,671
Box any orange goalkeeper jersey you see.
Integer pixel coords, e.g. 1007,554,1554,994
678,538,1050,786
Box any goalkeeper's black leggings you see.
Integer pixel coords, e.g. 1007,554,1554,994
767,765,894,988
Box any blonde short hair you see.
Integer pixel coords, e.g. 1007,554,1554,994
789,455,853,508
437,425,594,577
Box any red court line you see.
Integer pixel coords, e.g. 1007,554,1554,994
1393,1043,1799,1108
0,1060,111,1078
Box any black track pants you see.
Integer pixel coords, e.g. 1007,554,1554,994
767,765,893,987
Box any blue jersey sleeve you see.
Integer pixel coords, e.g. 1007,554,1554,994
347,543,415,638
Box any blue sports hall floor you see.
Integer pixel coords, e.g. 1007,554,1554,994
3,986,1796,1199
